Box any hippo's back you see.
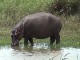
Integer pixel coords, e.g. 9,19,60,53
23,12,62,39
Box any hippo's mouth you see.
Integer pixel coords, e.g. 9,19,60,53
11,43,19,46
11,40,19,46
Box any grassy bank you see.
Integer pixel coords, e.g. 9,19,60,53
0,0,52,27
0,15,80,47
0,0,80,47
60,15,80,47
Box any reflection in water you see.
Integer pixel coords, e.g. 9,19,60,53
0,43,80,60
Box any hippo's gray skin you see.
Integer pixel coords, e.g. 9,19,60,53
11,12,62,46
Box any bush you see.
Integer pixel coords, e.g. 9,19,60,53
48,0,79,15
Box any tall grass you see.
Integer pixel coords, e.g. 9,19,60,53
0,27,11,45
60,14,80,47
0,0,80,47
0,0,53,45
0,0,52,27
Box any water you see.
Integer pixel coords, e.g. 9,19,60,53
0,43,80,60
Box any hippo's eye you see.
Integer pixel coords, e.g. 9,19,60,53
14,30,18,35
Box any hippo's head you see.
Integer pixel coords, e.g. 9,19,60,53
11,27,23,46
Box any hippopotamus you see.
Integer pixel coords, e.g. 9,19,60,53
11,12,62,46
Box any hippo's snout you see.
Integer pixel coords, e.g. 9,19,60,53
11,40,19,46
11,43,19,46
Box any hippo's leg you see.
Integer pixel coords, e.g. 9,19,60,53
50,36,55,45
55,34,60,44
29,38,33,46
24,37,29,46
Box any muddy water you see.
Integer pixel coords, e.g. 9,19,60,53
0,43,80,60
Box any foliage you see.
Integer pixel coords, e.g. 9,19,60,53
48,0,80,15
0,0,52,27
0,0,80,47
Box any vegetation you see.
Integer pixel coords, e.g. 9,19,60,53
0,0,80,47
48,0,80,15
0,0,52,27
60,15,80,47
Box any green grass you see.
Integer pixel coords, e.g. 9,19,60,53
0,36,11,45
0,15,80,47
0,0,52,26
0,27,11,45
0,0,80,47
60,15,80,47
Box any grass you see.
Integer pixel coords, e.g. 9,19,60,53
0,15,80,47
0,0,52,26
0,0,80,47
0,27,11,45
0,0,52,45
60,15,80,47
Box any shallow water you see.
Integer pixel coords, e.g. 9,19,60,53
0,43,80,60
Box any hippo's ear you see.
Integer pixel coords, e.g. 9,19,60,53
11,30,15,34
